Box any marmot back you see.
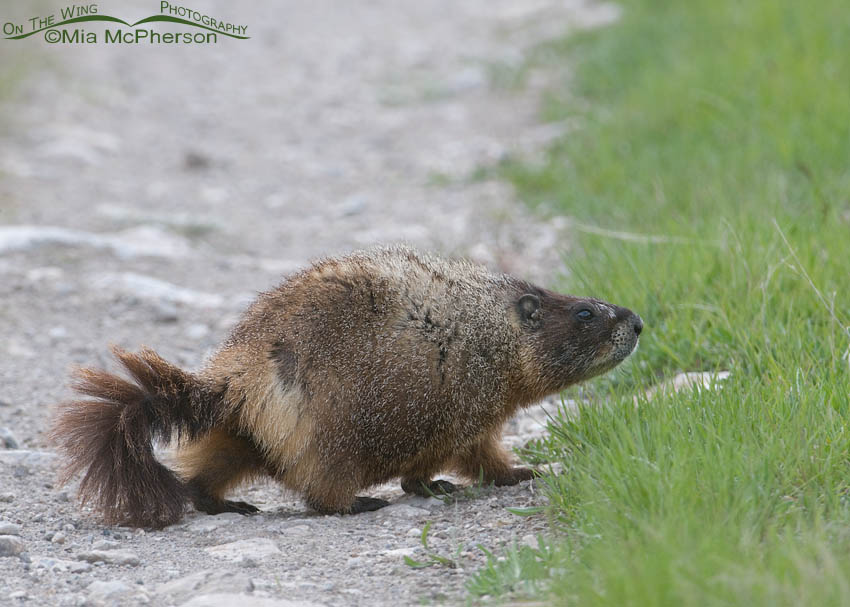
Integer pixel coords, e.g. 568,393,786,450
52,245,643,528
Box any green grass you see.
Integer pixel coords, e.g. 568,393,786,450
470,0,850,604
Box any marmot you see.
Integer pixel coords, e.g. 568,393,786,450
51,245,643,528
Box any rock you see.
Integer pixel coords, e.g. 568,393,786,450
0,522,22,535
179,594,322,607
87,579,133,602
0,427,20,449
406,527,422,538
184,323,211,339
400,496,444,510
643,371,731,402
521,534,538,549
336,194,368,217
184,150,211,170
91,540,121,550
31,555,92,573
378,504,430,519
25,266,64,282
382,547,417,558
204,538,280,563
0,225,191,259
182,512,243,533
152,301,180,323
48,326,69,340
90,272,224,308
0,450,57,468
0,535,26,557
157,570,253,599
76,550,141,566
278,524,311,537
0,493,14,503
51,532,67,544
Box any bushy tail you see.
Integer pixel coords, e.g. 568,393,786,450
50,346,223,528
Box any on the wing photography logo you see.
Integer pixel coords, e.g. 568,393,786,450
3,2,248,45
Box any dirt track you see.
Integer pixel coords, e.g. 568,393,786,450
0,1,617,604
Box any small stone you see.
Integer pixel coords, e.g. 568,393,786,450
8,590,27,600
0,522,22,535
153,301,179,323
184,150,211,170
0,450,57,467
0,535,26,557
382,546,417,558
87,579,132,601
401,496,444,510
182,512,242,533
184,323,210,340
31,555,92,573
76,549,140,566
521,534,538,549
204,538,280,563
48,326,68,339
378,504,429,518
91,540,121,550
0,493,14,503
179,594,322,607
51,532,67,544
406,527,422,537
157,570,254,598
278,524,311,537
0,428,19,449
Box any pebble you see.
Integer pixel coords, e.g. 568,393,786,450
90,272,224,308
0,493,14,503
204,538,281,563
184,323,211,339
87,579,133,602
152,300,180,323
182,512,243,533
91,540,121,550
0,427,20,449
382,547,417,558
76,550,141,566
0,450,57,467
278,524,311,537
378,504,430,519
521,533,539,549
0,535,26,557
0,225,190,259
0,522,22,535
157,570,254,599
31,556,92,573
179,594,323,607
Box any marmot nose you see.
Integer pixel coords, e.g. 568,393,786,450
631,315,644,336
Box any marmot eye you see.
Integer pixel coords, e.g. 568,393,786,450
576,308,594,321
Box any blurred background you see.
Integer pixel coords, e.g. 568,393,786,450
0,0,614,428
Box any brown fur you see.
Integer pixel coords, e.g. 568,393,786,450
51,245,642,528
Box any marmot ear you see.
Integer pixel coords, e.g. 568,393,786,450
517,294,541,326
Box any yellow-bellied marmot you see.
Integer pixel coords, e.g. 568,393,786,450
51,245,643,528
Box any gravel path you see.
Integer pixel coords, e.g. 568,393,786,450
0,1,617,605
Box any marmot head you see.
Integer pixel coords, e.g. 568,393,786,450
514,287,643,397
